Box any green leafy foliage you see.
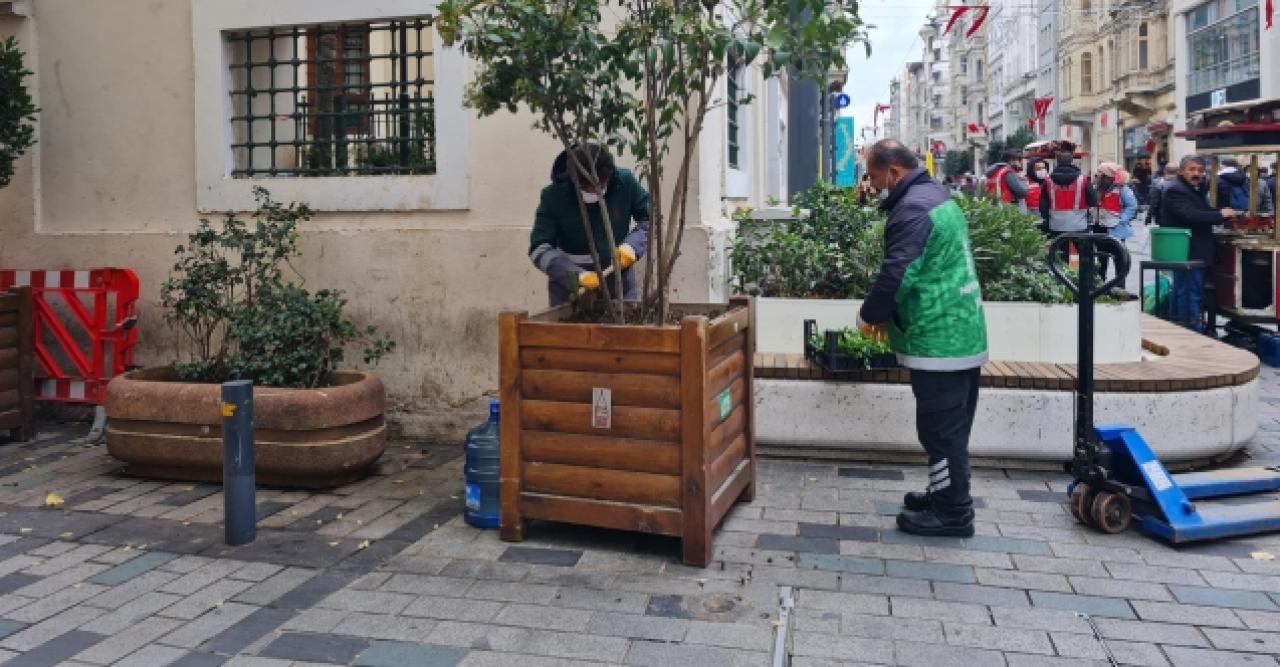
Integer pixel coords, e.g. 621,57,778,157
943,150,972,179
161,188,395,388
730,182,882,298
808,327,892,369
436,0,868,323
985,126,1037,166
731,185,1070,304
0,36,38,189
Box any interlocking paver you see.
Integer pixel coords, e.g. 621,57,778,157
1049,631,1171,665
1161,645,1280,666
894,639,1005,667
1171,585,1280,611
1029,591,1136,619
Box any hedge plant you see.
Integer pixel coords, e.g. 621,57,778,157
0,36,38,189
161,188,395,388
731,186,1070,304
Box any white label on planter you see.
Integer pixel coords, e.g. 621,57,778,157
592,388,612,429
1142,461,1173,492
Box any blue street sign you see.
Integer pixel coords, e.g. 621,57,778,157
833,93,851,110
834,117,857,187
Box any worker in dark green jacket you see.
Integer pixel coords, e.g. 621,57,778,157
859,139,989,538
528,145,651,306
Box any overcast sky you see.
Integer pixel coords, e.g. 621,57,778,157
843,0,937,146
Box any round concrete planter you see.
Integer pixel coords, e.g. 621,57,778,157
105,368,386,488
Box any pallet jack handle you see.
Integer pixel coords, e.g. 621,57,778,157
1046,234,1130,478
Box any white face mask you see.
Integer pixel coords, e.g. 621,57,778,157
580,187,606,205
1036,170,1049,180
875,173,899,201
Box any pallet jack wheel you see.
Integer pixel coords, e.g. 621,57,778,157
1069,484,1096,526
1090,491,1132,534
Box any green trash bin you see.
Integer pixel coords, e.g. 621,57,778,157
1150,227,1191,262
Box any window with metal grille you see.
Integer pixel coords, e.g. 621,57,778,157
727,64,742,170
225,18,436,178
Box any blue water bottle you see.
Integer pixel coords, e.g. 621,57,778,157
464,399,501,529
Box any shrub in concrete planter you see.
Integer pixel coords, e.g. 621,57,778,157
105,189,395,488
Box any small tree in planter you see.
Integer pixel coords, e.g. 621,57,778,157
0,36,38,190
437,0,868,565
104,188,396,488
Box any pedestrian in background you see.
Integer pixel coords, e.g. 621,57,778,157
1146,164,1179,227
858,139,988,538
1027,159,1050,230
1162,155,1240,330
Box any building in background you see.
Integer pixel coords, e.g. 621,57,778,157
988,0,1040,142
1170,0,1279,158
949,6,989,171
888,76,903,142
1036,0,1061,140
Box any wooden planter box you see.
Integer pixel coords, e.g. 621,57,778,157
498,297,756,566
105,368,386,488
0,288,33,441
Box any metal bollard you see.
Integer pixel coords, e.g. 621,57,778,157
221,380,256,546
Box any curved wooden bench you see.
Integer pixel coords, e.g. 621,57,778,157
755,315,1259,393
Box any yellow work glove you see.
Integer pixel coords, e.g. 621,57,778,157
578,271,601,291
617,244,637,271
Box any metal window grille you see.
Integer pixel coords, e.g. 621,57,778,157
225,18,437,178
727,65,741,170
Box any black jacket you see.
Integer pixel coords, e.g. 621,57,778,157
1146,177,1170,226
1038,164,1099,222
1162,176,1224,265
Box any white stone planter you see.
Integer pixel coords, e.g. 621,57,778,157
755,378,1257,465
756,297,1142,364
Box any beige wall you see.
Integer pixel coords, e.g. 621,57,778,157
0,2,725,440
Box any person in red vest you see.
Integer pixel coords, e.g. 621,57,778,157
1038,151,1099,238
1026,158,1050,230
1093,161,1139,277
984,149,1029,211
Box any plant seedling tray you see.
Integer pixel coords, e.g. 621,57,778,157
803,320,899,373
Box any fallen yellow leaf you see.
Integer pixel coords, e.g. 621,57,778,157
328,541,339,547
357,540,370,550
59,532,72,539
392,479,405,485
44,493,64,508
19,528,31,534
1251,551,1276,561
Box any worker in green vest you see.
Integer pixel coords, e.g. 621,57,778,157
858,139,989,538
528,145,650,306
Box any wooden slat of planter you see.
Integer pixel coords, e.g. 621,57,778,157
0,389,21,411
521,347,680,377
521,369,680,410
0,329,17,348
709,332,746,371
708,431,747,492
0,408,23,429
499,311,528,541
0,312,15,328
681,316,712,566
523,462,681,507
707,407,746,464
0,348,17,370
521,431,680,476
0,368,18,392
707,348,745,398
0,294,17,312
519,320,680,354
519,492,682,537
709,459,751,529
521,400,681,442
707,308,750,352
729,295,757,507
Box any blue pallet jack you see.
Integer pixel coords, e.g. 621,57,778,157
1049,233,1280,541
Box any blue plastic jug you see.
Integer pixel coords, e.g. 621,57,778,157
464,399,500,529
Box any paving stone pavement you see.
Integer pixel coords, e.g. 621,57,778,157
0,364,1276,665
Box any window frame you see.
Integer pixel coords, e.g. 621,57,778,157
1081,52,1093,95
192,0,470,213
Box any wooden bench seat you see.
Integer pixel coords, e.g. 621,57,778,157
755,316,1259,393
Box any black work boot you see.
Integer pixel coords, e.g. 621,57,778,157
903,491,931,511
896,507,975,538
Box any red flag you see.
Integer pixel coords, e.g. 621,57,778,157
967,122,980,134
1267,0,1273,29
943,5,970,36
1028,119,1037,131
874,103,892,127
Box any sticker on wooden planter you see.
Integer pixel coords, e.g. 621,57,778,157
717,389,733,421
592,388,612,429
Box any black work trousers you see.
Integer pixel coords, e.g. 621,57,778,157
910,367,981,517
